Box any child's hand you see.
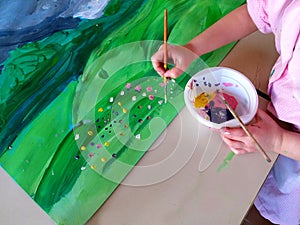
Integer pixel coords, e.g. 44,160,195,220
219,109,284,155
151,44,198,79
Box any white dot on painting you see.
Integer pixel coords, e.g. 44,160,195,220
81,166,86,171
142,93,147,97
120,91,125,95
110,97,114,103
132,96,137,101
136,134,141,139
75,134,80,140
83,119,92,124
158,100,163,105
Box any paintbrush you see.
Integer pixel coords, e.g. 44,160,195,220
163,9,168,103
218,92,272,163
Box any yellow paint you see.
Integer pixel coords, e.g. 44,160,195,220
194,92,216,108
91,165,96,170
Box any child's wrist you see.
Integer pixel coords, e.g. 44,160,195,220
279,129,294,155
184,42,202,57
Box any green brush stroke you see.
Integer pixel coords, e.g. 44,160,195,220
217,151,236,172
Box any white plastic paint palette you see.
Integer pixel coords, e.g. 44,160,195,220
184,67,258,129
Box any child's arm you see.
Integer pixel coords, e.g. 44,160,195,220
152,4,258,78
185,4,257,56
280,129,300,161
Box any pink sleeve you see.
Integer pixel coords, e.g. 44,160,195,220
247,0,272,33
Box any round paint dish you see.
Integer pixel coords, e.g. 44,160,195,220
184,67,258,129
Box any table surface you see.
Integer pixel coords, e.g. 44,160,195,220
0,31,279,225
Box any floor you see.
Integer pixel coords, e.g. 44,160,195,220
242,205,276,225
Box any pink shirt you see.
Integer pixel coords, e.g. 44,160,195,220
247,1,300,224
248,0,300,126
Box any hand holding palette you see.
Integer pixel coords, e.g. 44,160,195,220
184,67,258,129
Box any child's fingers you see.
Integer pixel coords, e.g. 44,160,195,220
231,148,247,155
151,47,165,76
222,135,244,149
152,61,165,76
221,127,247,138
222,136,249,155
164,67,184,79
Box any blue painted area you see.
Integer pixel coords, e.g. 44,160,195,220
0,0,110,63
